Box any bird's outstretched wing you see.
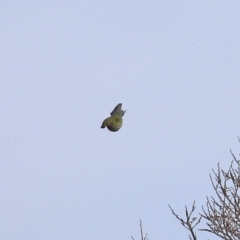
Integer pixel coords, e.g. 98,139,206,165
110,103,122,116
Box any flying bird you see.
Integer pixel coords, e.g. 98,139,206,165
101,103,126,132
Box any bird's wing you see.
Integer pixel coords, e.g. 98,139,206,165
110,103,122,116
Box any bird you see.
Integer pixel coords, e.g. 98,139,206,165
101,103,126,132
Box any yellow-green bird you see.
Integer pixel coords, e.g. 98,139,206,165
101,103,126,132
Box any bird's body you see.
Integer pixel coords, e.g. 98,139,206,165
101,103,126,132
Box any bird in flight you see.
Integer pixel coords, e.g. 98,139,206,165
101,103,126,132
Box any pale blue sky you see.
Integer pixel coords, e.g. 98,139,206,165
1,1,240,240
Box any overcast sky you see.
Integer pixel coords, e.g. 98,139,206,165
1,1,240,240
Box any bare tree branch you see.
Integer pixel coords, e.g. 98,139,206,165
131,219,148,240
169,201,201,240
199,149,240,240
169,139,240,240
